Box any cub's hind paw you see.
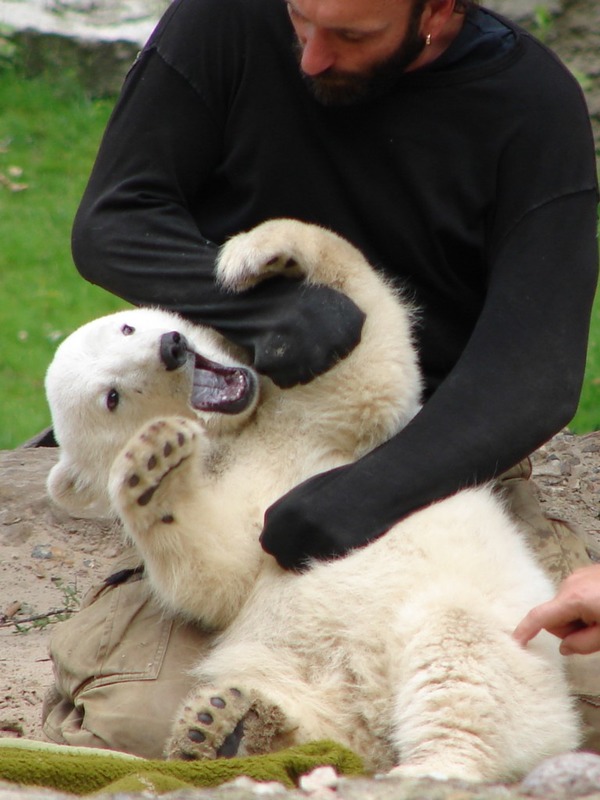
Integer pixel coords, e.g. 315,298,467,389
216,221,309,292
166,686,254,761
111,416,200,523
166,684,291,761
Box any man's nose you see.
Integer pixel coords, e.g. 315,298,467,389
299,27,336,75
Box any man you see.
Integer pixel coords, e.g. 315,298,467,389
44,0,599,757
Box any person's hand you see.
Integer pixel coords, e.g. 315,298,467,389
222,277,365,388
259,464,390,571
513,565,600,655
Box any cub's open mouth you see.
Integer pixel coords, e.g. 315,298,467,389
191,353,256,414
159,330,256,414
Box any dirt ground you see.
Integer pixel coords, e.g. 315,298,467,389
0,431,599,745
0,447,125,742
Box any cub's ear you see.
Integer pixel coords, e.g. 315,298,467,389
47,458,111,519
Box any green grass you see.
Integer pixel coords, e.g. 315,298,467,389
0,68,128,449
578,291,600,433
0,67,598,449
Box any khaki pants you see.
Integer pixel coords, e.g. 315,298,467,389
43,551,214,759
43,463,600,757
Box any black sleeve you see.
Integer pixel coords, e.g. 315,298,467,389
261,190,599,566
385,190,599,490
71,47,233,323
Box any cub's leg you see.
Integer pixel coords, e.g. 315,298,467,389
165,632,336,762
389,602,579,782
109,416,260,628
216,219,368,295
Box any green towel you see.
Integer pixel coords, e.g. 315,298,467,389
0,738,364,795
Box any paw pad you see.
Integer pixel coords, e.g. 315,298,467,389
116,420,197,511
137,485,157,506
210,696,226,708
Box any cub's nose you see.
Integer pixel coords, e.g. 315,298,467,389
160,331,189,371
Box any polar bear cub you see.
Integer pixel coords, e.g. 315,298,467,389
46,220,579,781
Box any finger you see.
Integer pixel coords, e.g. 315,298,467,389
560,623,600,656
545,620,590,639
513,612,543,646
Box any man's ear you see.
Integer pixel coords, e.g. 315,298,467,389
47,458,112,519
420,0,457,39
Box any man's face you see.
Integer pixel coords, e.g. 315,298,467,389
287,0,428,105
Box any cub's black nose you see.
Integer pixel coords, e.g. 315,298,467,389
160,331,189,371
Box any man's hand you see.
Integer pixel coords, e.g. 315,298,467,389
222,277,365,388
259,465,390,571
513,565,600,655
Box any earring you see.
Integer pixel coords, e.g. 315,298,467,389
425,33,432,45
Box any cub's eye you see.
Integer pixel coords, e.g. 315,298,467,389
121,324,135,336
106,388,120,411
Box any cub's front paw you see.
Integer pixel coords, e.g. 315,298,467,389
109,416,201,529
216,220,311,291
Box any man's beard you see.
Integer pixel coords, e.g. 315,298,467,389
296,1,427,106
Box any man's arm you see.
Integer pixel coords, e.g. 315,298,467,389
261,190,599,568
71,47,235,314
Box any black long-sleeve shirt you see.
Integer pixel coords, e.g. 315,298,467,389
72,0,598,539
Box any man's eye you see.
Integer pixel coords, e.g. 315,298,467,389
338,30,369,43
106,389,120,411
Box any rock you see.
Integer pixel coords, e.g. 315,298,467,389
227,776,289,795
0,0,170,95
0,0,169,41
486,0,562,22
299,766,340,792
521,751,600,797
0,785,70,800
531,431,600,556
541,0,600,152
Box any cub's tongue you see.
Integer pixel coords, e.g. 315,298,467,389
191,354,255,414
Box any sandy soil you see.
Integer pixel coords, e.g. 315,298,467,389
0,447,124,742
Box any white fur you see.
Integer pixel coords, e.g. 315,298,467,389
46,219,579,780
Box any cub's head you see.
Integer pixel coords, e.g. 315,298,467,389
45,308,258,518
